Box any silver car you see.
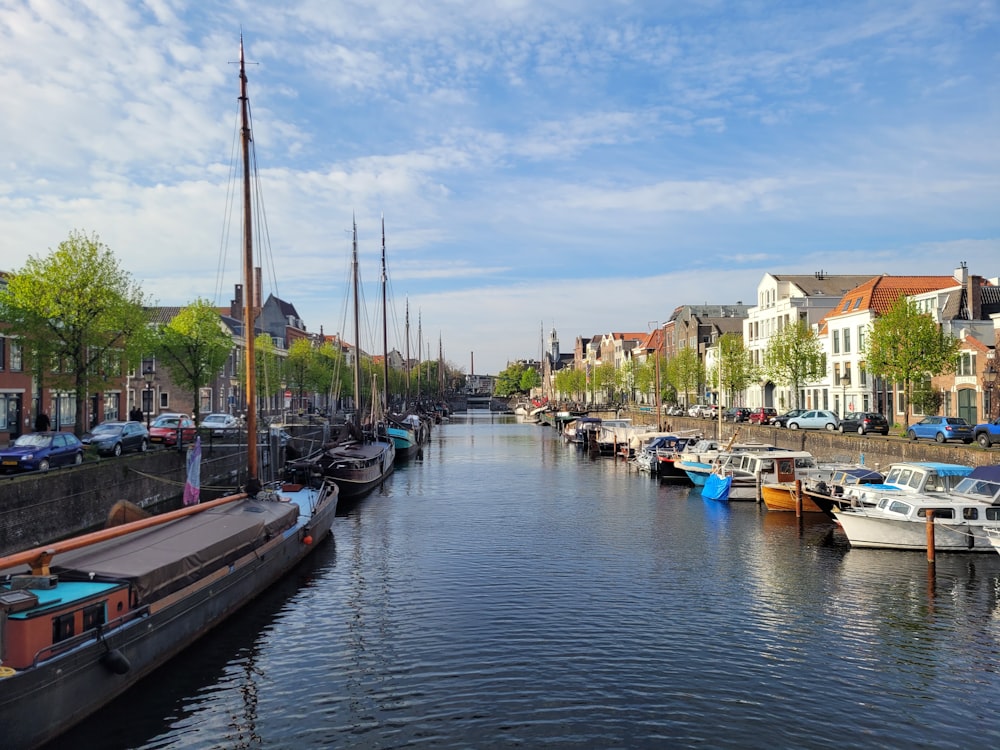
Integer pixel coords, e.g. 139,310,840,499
786,409,840,431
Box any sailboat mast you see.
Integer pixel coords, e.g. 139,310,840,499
351,218,362,428
404,299,411,407
381,215,389,413
239,38,258,481
417,311,423,403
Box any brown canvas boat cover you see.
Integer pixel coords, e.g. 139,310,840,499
48,499,299,604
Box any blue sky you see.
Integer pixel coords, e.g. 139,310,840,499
2,1,998,375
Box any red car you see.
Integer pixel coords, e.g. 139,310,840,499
148,413,197,445
747,407,777,425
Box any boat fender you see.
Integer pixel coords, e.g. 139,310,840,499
101,648,131,675
302,529,314,545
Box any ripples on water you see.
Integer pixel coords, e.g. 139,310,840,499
56,416,1000,749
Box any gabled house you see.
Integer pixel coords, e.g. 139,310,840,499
744,272,874,410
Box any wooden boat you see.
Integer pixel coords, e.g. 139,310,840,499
294,220,395,499
0,41,339,749
834,465,1000,551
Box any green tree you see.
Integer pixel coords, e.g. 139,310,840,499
519,366,541,393
553,367,586,401
665,347,703,406
153,299,232,425
864,296,960,426
254,334,282,416
763,320,825,409
285,338,317,412
593,361,619,403
0,230,150,435
719,334,756,403
494,362,528,397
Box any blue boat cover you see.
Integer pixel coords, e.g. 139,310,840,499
702,473,732,502
908,462,975,477
969,465,1000,482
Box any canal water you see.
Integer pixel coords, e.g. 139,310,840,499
55,414,1000,749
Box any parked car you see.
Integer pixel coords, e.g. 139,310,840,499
770,409,805,427
906,416,974,444
702,404,719,419
838,412,889,436
200,413,239,435
747,407,777,425
148,413,198,446
723,407,751,423
687,404,706,418
81,420,149,456
786,410,840,431
0,431,84,472
973,417,1000,448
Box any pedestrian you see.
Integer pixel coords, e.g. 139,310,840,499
35,412,50,432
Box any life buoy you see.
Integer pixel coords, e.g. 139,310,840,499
0,666,16,678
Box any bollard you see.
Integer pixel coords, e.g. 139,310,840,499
926,509,936,564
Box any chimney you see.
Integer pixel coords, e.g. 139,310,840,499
954,261,968,285
969,274,983,320
231,283,243,320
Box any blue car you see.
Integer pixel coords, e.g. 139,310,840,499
906,416,974,444
0,431,85,472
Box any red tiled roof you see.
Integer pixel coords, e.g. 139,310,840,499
828,275,959,318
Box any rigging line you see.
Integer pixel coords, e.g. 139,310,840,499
214,105,242,308
245,97,281,306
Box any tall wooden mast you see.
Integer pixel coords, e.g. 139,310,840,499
351,217,362,429
381,215,390,412
239,37,258,482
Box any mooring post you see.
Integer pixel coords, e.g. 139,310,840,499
926,509,936,565
795,479,803,518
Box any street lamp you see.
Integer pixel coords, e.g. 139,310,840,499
840,374,851,418
983,357,998,420
143,366,154,429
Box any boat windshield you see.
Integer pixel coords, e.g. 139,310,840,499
954,477,1000,502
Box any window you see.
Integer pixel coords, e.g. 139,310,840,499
0,336,5,370
82,603,106,630
852,298,862,310
160,392,170,409
918,507,954,519
857,326,866,352
843,328,851,354
957,352,975,376
963,507,979,521
832,330,840,354
52,612,75,643
10,340,22,371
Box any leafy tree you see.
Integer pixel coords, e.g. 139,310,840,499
719,334,756,403
254,334,282,416
911,376,943,416
864,296,960,426
0,230,150,435
519,366,541,393
495,361,528,397
593,361,619,403
285,338,317,412
763,320,825,409
665,347,703,406
153,299,232,425
553,367,585,400
315,340,349,411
